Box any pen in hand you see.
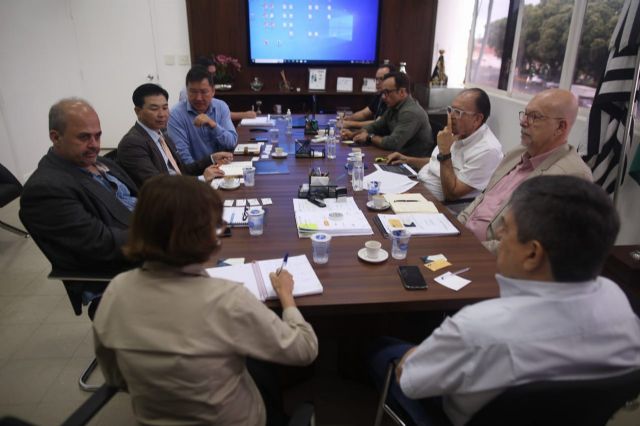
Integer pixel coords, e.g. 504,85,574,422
276,252,289,276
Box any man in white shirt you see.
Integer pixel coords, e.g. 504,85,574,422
370,175,640,426
387,88,503,205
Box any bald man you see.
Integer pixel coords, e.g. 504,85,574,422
20,98,138,276
458,89,592,253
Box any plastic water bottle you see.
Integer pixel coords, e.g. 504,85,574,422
352,154,364,191
286,109,292,135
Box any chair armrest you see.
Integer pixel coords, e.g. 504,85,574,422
59,385,118,426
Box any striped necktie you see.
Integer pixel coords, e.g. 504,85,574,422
158,133,182,175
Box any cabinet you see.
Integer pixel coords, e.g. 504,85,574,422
215,90,375,115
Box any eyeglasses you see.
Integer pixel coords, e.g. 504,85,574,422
381,88,399,96
518,111,564,125
446,106,478,118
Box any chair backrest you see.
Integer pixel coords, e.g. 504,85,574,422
0,163,23,207
468,369,640,426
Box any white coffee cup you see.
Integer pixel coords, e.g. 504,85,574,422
372,194,386,209
365,240,382,258
223,175,238,186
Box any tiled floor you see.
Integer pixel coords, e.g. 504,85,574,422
1,198,639,425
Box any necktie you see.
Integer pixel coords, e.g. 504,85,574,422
158,133,182,175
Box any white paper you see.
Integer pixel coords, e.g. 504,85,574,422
223,199,234,207
236,199,247,207
248,199,260,206
309,68,327,91
239,116,275,127
219,161,254,176
363,169,418,194
261,198,273,205
434,271,471,291
336,77,353,92
378,213,459,237
293,197,373,237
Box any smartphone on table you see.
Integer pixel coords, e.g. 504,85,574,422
398,266,427,290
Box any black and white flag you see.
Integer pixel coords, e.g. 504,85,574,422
584,0,640,194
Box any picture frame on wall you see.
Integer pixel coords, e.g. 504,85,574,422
308,68,327,91
362,78,377,92
336,77,353,92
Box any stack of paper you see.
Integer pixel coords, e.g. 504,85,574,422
363,170,418,194
206,254,323,301
384,193,438,213
293,197,373,237
234,143,262,155
377,213,459,237
219,160,255,176
239,116,275,127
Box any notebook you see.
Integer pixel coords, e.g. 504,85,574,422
234,143,262,155
206,254,323,301
239,116,276,127
219,161,255,176
222,206,249,227
384,193,438,213
376,213,460,237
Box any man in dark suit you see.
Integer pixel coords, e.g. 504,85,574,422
117,83,231,187
20,98,138,276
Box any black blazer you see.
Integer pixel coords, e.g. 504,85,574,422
20,150,138,274
117,122,213,187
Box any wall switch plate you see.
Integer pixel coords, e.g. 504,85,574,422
178,55,190,65
164,54,175,65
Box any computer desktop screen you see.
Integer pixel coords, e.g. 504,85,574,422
246,0,381,65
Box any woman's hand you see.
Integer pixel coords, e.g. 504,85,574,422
269,270,296,309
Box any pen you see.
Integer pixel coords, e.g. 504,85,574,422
395,200,419,202
276,253,289,276
451,267,470,275
229,212,235,226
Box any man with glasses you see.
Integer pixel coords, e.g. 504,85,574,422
458,88,592,253
341,72,434,157
385,88,503,207
168,66,238,164
341,63,396,129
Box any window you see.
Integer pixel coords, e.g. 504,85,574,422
467,0,625,107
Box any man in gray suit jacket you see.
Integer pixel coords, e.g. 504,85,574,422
117,83,231,187
20,98,138,276
458,89,592,253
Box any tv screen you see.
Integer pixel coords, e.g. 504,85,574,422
246,0,381,65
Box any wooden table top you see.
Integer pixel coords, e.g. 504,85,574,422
216,115,498,316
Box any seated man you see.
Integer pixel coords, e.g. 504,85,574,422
178,55,256,122
168,65,238,164
387,88,503,205
458,88,592,252
20,98,137,276
371,175,640,426
117,83,231,187
341,63,395,129
341,72,434,157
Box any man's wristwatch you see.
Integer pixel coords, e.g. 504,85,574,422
366,134,373,145
436,152,452,162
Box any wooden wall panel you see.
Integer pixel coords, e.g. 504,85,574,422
186,0,437,94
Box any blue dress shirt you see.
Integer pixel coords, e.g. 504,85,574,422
168,99,238,164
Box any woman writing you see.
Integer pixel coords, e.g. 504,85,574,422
93,175,318,425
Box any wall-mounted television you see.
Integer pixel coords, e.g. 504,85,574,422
246,0,381,65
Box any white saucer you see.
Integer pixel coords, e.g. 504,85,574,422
271,152,288,158
341,140,355,145
219,181,240,190
348,152,365,158
366,200,391,211
358,247,389,263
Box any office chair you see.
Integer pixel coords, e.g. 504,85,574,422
375,361,640,426
0,162,29,238
0,385,315,426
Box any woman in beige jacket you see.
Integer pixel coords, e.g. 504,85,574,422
92,175,318,426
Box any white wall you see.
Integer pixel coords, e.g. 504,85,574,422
0,0,190,182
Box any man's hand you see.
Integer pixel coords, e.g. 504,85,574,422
242,110,257,119
387,152,408,165
395,346,417,382
436,113,456,155
203,165,224,182
340,128,355,139
353,131,369,144
269,270,296,309
212,151,233,165
194,114,216,129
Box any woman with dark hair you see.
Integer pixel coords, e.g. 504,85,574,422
92,175,318,426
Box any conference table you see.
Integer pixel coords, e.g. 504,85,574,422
216,115,498,334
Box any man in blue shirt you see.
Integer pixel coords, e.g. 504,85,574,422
168,66,238,164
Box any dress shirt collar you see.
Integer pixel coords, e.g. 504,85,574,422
137,120,162,143
142,261,209,277
456,123,488,148
186,99,214,116
496,273,600,299
520,144,565,169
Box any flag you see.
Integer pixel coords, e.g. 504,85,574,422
584,0,640,194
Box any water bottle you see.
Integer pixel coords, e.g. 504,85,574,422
352,154,364,191
286,109,292,135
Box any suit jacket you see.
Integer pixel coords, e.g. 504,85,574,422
117,122,213,187
20,150,138,274
458,144,592,252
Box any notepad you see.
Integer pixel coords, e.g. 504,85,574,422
206,255,323,301
222,206,249,227
384,193,438,213
234,143,262,155
239,116,276,127
293,197,373,237
219,161,255,176
376,213,460,237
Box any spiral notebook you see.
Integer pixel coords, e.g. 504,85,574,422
222,206,249,227
206,255,323,301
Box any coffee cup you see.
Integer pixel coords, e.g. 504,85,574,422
223,175,238,187
365,240,382,259
275,147,284,154
372,194,386,209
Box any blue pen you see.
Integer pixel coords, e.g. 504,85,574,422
276,252,289,276
229,212,235,227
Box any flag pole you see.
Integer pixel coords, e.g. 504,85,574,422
613,51,640,208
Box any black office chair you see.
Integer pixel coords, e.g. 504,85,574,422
375,361,640,426
0,162,29,238
0,384,315,426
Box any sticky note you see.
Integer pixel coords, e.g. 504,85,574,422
425,259,452,271
434,272,471,291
